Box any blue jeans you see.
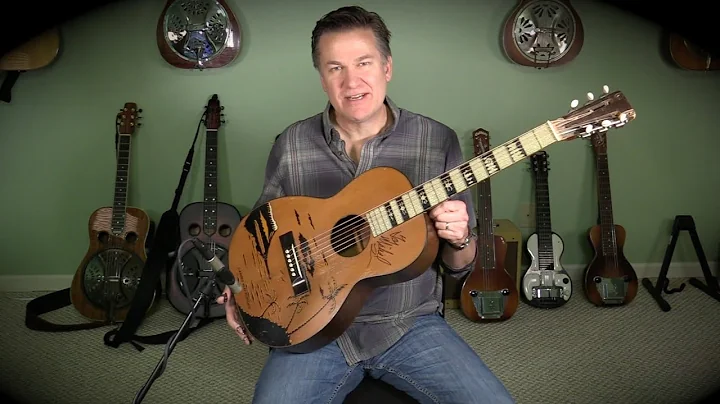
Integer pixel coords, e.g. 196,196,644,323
252,313,515,403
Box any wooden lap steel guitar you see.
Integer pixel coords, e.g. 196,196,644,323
0,27,60,102
228,86,637,353
459,128,519,322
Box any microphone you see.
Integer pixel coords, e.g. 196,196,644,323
190,238,243,294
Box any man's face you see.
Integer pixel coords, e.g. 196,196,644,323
316,28,393,125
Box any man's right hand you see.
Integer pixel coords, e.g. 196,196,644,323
216,286,252,345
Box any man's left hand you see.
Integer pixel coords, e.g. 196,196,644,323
428,200,470,246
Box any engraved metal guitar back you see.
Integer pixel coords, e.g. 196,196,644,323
502,0,584,68
156,0,242,70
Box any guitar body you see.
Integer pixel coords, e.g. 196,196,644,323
168,201,242,317
0,27,60,103
167,94,242,318
228,166,439,353
668,32,720,71
522,232,572,307
71,206,152,322
156,0,242,69
584,224,638,306
460,235,518,321
502,0,584,68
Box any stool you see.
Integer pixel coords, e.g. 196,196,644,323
344,377,418,403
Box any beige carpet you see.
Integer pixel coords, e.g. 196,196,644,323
1,278,719,404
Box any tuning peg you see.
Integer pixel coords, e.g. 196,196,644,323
601,120,612,127
584,124,593,134
586,92,594,101
570,99,579,109
602,85,609,95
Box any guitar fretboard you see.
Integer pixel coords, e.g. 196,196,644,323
112,134,132,235
204,128,218,236
366,122,558,236
533,164,555,269
595,148,617,258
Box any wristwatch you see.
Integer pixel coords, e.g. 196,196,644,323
448,229,476,250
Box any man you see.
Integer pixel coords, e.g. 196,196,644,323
216,6,515,404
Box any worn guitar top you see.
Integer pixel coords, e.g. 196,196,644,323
254,96,477,365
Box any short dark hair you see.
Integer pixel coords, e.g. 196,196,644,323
311,6,392,69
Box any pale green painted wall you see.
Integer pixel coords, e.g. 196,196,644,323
1,0,718,277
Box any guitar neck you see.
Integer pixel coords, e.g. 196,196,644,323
204,128,219,236
594,137,617,257
365,122,559,236
112,134,132,236
533,166,555,268
476,171,496,269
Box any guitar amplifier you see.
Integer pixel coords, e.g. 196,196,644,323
443,219,523,309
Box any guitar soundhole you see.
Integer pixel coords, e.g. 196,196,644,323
218,224,232,237
331,214,370,258
125,232,137,243
188,223,201,237
97,231,109,244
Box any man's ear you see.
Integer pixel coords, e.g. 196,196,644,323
385,55,393,81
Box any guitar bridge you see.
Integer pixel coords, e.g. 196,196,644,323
468,289,510,319
279,232,309,296
593,276,629,305
531,286,563,307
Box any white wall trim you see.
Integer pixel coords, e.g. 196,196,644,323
0,261,716,293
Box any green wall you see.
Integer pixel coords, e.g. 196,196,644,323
1,0,718,277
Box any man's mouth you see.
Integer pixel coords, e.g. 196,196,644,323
346,93,367,101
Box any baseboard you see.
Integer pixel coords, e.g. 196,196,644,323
0,261,717,293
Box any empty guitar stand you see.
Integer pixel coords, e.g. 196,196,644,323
642,215,720,312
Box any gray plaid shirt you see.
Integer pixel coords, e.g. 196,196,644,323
253,97,477,365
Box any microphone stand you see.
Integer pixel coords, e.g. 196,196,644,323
132,272,218,404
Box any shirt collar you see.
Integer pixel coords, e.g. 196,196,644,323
322,96,401,145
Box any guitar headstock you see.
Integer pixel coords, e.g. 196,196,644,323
117,102,141,135
530,151,549,174
551,85,635,141
472,127,490,157
204,94,225,129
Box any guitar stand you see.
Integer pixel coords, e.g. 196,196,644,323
132,273,219,404
642,215,720,312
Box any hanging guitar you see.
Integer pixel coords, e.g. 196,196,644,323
70,103,155,322
228,85,636,353
521,151,572,308
459,128,518,322
0,27,60,103
168,94,243,318
156,0,242,70
583,130,638,306
502,0,584,68
667,32,720,71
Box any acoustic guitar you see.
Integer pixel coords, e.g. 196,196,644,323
228,86,636,353
459,128,518,322
583,131,638,306
156,0,242,70
0,27,60,102
668,32,720,71
70,103,154,322
168,94,243,317
521,151,572,308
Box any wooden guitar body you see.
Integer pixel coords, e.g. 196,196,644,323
156,0,242,70
169,201,242,316
668,32,720,71
584,224,638,306
0,27,61,103
71,206,152,322
460,235,518,321
228,166,439,353
502,0,584,68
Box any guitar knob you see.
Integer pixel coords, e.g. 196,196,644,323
593,276,602,283
469,290,478,297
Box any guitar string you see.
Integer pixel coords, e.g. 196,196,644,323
281,125,568,278
282,124,560,265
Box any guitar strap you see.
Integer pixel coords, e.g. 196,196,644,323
103,113,217,351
